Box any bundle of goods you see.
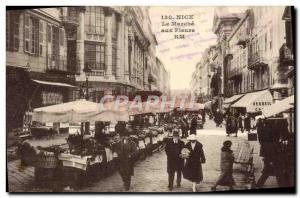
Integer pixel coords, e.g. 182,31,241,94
180,148,190,159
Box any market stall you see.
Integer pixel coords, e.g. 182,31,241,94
18,99,171,191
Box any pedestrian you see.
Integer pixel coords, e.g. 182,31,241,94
211,140,235,191
190,115,198,135
165,129,185,190
114,129,137,191
183,134,206,192
201,110,206,123
233,115,238,137
180,114,189,138
225,113,233,136
244,113,251,133
238,113,245,133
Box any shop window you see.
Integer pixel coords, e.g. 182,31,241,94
85,7,105,35
84,42,105,71
6,11,20,52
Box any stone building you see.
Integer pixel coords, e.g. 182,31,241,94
6,6,170,135
61,6,155,101
6,8,75,134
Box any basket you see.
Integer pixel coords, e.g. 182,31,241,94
35,152,58,168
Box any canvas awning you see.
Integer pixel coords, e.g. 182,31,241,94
261,95,294,118
223,94,244,104
32,79,76,88
33,99,129,123
231,90,273,112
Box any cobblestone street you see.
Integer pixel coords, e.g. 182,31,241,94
7,119,279,192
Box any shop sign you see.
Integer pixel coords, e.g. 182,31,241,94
42,91,63,105
252,101,272,112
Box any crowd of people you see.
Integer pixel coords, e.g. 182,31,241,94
210,109,257,137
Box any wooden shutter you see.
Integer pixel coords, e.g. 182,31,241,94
13,13,20,51
6,12,10,50
24,14,30,53
39,20,44,56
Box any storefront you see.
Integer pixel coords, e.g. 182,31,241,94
231,89,273,114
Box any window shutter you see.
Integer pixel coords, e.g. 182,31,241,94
6,12,10,50
13,13,20,51
39,20,44,56
24,14,30,53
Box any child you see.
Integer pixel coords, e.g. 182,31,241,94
211,140,235,191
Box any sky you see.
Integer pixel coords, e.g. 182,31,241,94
149,7,247,90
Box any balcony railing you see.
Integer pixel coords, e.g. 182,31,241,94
228,67,242,80
60,15,79,26
236,34,249,48
47,54,68,73
84,62,106,76
248,50,268,70
279,43,294,66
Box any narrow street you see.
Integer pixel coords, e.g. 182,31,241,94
8,118,278,192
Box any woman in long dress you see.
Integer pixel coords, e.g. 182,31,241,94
183,134,206,192
211,140,235,191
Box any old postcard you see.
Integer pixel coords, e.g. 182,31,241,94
6,6,295,193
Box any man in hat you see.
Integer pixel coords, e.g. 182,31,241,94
114,129,137,191
165,129,185,190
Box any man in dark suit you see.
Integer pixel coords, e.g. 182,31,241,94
114,129,137,191
165,129,185,190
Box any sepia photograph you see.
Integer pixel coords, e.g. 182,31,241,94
5,4,295,193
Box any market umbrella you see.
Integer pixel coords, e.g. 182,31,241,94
33,99,100,123
33,99,130,123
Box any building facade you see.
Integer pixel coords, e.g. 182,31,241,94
6,6,170,134
6,8,75,134
190,6,292,112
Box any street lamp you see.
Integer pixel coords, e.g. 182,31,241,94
83,65,91,100
83,65,91,135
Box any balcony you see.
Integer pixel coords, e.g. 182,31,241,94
84,62,106,76
47,54,68,74
225,48,233,59
60,15,79,28
236,34,249,48
279,43,294,67
248,50,268,70
228,67,242,81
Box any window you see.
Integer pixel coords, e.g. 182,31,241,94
39,20,44,56
6,11,20,51
52,26,59,55
30,17,39,54
269,27,273,50
47,24,51,42
112,44,117,75
112,14,118,41
84,43,105,71
85,7,105,35
264,33,267,52
59,28,65,46
24,14,39,55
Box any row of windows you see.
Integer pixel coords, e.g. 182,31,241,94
7,12,65,57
